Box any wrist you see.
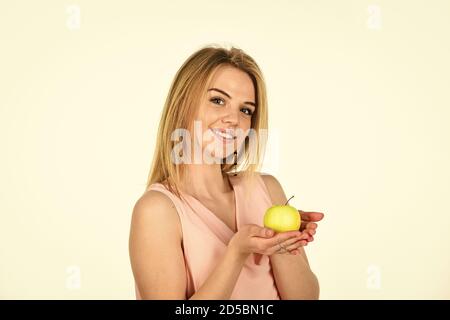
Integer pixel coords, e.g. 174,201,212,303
226,243,250,264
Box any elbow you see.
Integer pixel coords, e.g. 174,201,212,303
300,271,320,300
279,271,320,300
309,272,320,300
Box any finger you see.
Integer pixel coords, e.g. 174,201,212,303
299,211,324,222
267,233,306,254
300,221,318,231
285,239,308,251
305,226,316,241
274,239,289,255
252,226,275,238
263,240,286,255
298,231,310,240
279,235,303,247
262,228,275,238
263,231,301,251
297,230,314,242
306,222,318,230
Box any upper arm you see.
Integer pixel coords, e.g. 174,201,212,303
260,173,288,205
129,190,187,299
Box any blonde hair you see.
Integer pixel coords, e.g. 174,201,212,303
145,44,269,200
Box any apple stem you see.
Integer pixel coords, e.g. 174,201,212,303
284,195,295,205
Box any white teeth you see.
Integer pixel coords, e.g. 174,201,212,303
217,131,233,139
213,129,234,140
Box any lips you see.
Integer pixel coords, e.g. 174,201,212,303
210,128,236,141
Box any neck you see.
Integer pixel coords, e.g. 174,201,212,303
181,164,232,199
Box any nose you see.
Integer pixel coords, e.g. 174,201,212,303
222,108,239,126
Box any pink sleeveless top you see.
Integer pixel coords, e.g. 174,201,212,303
135,172,280,300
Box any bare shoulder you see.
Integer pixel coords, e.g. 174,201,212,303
129,190,186,299
258,172,288,205
131,190,182,241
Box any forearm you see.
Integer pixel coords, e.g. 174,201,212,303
189,247,248,300
270,254,320,300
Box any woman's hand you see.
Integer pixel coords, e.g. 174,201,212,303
299,210,325,243
228,224,309,259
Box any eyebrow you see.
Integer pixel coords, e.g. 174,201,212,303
207,88,256,107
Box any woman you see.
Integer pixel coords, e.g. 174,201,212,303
129,45,324,300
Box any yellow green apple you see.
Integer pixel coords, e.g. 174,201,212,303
263,196,301,232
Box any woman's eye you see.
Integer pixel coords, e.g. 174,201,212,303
210,97,225,105
210,97,253,116
241,107,253,116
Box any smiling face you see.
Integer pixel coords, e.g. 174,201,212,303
192,64,256,163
